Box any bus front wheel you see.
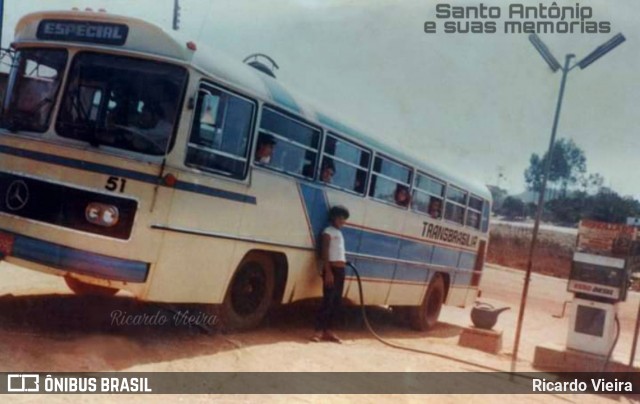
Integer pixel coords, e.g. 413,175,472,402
64,276,119,296
409,274,445,331
220,254,275,331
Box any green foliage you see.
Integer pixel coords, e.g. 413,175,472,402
524,138,587,196
586,190,640,223
500,196,526,220
544,190,640,225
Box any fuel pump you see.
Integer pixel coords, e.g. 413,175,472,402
566,220,640,356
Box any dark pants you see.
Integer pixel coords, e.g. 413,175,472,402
315,266,345,332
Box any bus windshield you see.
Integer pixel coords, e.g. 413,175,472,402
0,48,67,132
56,52,187,155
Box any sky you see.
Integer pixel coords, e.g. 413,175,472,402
2,0,639,199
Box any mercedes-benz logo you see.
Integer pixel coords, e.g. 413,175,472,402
5,180,29,211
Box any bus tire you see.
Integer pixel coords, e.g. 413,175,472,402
64,276,119,296
220,254,275,331
391,306,410,326
409,274,445,331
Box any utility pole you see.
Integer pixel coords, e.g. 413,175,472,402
172,0,181,31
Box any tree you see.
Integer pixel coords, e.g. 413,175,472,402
487,185,507,213
500,196,526,220
524,138,587,198
585,190,640,223
580,173,604,194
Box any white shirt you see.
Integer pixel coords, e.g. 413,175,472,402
323,226,346,263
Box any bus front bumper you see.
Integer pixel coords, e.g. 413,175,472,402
0,229,149,283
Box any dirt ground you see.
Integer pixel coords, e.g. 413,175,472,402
1,259,639,403
487,224,575,278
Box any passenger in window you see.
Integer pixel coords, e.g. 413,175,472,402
320,159,335,183
428,198,442,219
255,134,276,164
394,184,411,207
354,172,366,194
129,81,178,152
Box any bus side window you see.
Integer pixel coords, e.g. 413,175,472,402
320,133,370,194
186,88,255,179
481,200,490,233
466,195,483,230
369,156,412,207
444,185,467,225
257,107,320,179
411,173,445,218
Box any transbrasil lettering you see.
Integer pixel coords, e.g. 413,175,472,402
421,222,478,248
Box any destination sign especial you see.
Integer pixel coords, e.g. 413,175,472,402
37,20,128,45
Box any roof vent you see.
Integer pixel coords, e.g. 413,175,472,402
243,53,279,78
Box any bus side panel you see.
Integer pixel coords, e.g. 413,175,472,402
342,200,405,305
145,232,238,303
237,171,314,247
145,170,251,303
452,250,477,307
385,213,432,306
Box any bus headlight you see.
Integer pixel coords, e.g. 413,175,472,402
85,203,119,227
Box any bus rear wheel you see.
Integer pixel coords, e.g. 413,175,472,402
64,276,119,296
220,255,275,331
409,274,445,331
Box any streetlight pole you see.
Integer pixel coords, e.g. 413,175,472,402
510,54,573,374
510,33,625,374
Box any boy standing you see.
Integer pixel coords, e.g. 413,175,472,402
313,205,350,343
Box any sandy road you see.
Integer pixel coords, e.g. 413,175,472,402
0,261,637,403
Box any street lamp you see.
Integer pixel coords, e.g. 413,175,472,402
510,33,626,374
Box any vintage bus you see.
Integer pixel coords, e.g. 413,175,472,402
0,10,491,330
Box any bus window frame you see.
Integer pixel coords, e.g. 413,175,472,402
184,81,258,181
443,184,468,226
2,46,69,134
319,131,372,196
466,193,484,230
254,105,322,181
54,50,189,157
368,152,414,210
411,171,446,220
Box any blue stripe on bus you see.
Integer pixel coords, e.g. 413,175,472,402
9,231,149,283
172,181,256,204
0,145,256,205
298,183,330,246
297,184,477,286
399,239,434,262
0,144,157,182
431,246,461,268
392,263,430,284
458,251,477,270
358,230,401,258
259,76,301,114
349,257,396,283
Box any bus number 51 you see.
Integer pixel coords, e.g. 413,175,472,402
105,176,127,193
